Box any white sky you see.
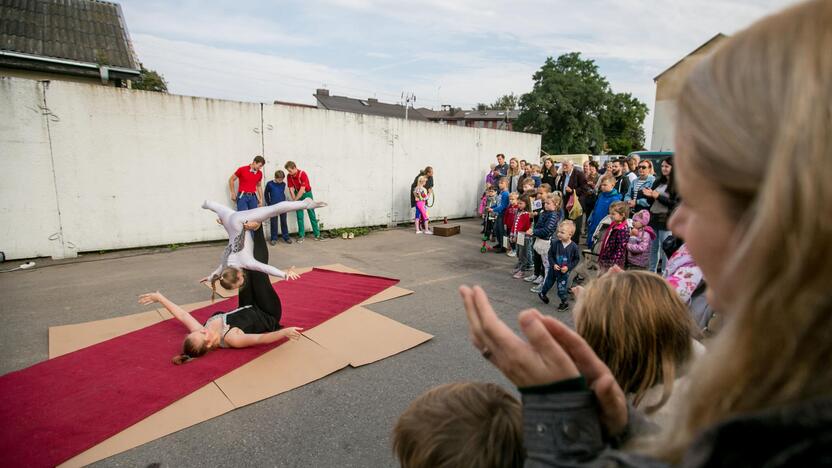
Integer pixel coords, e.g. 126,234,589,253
119,0,803,147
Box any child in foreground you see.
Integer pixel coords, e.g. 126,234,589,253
538,220,581,310
511,196,532,278
393,382,524,468
573,270,703,429
626,210,655,269
503,192,520,257
598,201,630,273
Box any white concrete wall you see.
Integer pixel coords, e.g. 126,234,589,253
650,99,676,152
0,77,540,260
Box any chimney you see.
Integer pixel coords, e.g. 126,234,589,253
368,98,378,104
316,88,329,97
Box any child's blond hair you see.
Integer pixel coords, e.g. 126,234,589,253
575,271,696,413
558,219,576,236
545,192,562,211
392,382,524,468
609,201,630,219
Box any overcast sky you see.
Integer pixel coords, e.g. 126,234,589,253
120,0,802,147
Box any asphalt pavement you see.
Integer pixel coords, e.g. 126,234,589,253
0,218,576,468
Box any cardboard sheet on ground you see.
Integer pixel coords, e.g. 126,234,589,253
304,306,433,366
58,383,234,468
46,264,424,466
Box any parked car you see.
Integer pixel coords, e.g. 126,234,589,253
628,151,673,174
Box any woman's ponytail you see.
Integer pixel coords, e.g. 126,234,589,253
172,354,192,365
210,276,219,303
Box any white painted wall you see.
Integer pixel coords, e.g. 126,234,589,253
650,99,677,152
0,78,541,259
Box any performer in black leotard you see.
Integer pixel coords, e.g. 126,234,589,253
139,235,303,365
237,223,283,325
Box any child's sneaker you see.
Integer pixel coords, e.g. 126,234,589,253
512,271,525,279
507,250,517,257
537,292,550,304
557,301,570,311
416,230,422,234
523,274,538,282
533,276,544,284
530,284,543,293
424,230,433,235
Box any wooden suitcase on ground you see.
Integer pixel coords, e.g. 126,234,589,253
432,224,460,237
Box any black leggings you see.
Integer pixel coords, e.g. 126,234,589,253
238,226,283,327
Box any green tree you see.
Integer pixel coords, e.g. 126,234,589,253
132,64,168,93
601,92,649,154
516,53,647,154
516,53,608,154
491,93,520,110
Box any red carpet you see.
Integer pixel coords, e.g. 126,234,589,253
0,268,398,468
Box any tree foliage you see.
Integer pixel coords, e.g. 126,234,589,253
132,64,168,93
516,53,647,154
491,93,520,110
601,92,648,154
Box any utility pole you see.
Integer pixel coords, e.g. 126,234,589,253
402,92,416,120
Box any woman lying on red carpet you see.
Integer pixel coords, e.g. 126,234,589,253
141,218,304,364
138,290,303,365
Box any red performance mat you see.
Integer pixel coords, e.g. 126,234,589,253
0,268,398,468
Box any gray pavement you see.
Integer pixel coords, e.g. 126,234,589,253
0,218,576,468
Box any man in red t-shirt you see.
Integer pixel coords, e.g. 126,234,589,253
284,160,320,242
229,155,265,211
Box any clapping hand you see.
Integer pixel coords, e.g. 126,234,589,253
459,285,627,435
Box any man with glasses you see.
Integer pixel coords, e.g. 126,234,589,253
624,161,656,213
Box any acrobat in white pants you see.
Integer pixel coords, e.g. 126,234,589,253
202,199,326,279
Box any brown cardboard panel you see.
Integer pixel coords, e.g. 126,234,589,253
315,263,413,305
360,285,413,305
303,306,433,367
199,265,314,298
48,311,164,359
57,383,234,468
214,335,349,408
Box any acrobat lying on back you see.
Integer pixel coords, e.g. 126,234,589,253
202,199,326,291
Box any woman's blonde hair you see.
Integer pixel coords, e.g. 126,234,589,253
658,0,832,460
576,271,696,413
508,157,520,177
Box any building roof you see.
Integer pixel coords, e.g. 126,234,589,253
314,90,429,121
419,108,520,121
653,33,727,82
0,0,139,74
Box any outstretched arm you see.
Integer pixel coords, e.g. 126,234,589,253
139,292,202,332
239,258,300,280
224,327,304,348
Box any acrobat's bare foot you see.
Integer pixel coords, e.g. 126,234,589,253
306,199,327,209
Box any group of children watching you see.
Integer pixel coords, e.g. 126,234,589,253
478,159,664,311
